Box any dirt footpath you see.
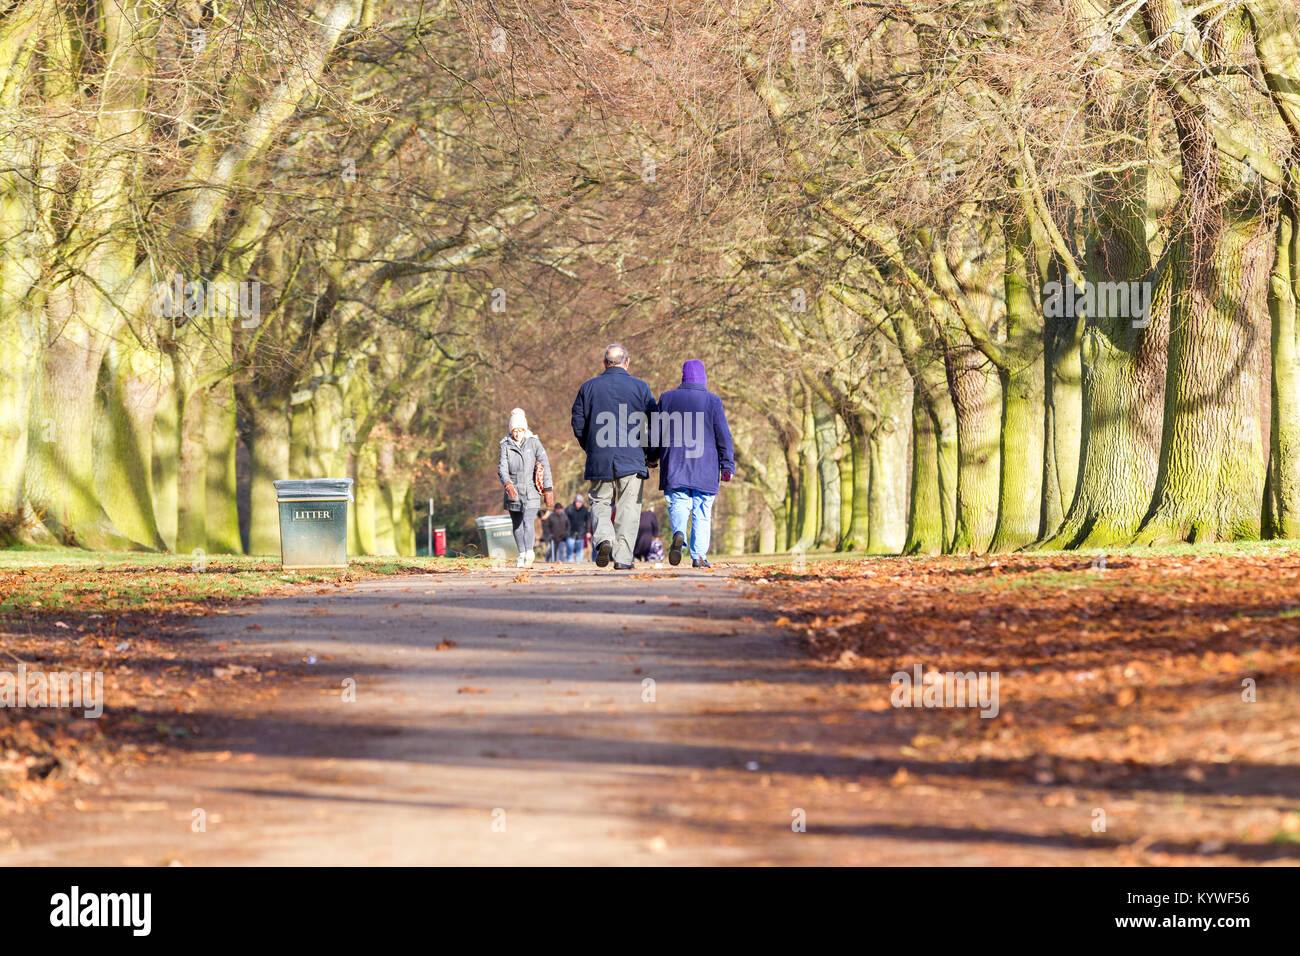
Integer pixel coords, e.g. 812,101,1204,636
3,564,1294,865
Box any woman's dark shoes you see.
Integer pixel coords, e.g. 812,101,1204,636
594,540,612,567
669,531,685,566
692,557,712,568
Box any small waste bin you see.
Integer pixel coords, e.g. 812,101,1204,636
475,514,518,560
433,527,446,557
274,478,354,569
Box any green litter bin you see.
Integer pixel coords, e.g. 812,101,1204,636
475,514,518,560
274,478,354,569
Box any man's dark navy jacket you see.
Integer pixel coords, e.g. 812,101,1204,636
571,366,659,481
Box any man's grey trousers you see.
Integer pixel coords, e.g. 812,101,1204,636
587,475,643,566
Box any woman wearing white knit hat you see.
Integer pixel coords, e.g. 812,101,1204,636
497,407,553,567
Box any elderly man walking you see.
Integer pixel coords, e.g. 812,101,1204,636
571,344,658,569
656,359,734,568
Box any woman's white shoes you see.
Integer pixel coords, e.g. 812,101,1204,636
516,551,535,568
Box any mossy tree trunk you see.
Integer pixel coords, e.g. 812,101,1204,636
891,309,958,553
990,213,1046,552
946,340,1002,553
246,392,291,555
867,393,910,554
173,359,208,555
94,330,167,550
25,284,133,549
351,440,379,556
1041,255,1085,540
1042,257,1170,549
835,443,854,551
372,431,399,556
793,391,820,551
840,411,871,552
0,301,37,534
1250,0,1300,537
203,369,242,554
1042,5,1168,549
1134,2,1274,544
904,383,945,555
150,363,179,550
1266,195,1300,537
813,395,841,549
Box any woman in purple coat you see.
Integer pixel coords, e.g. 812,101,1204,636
654,360,735,568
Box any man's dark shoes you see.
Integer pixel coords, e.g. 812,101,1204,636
614,562,632,570
692,557,712,569
669,531,685,566
595,540,612,568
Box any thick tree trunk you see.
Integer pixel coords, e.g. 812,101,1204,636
247,394,291,555
887,308,957,550
0,181,41,531
1135,5,1274,544
373,434,399,556
841,415,871,551
25,298,130,548
1138,222,1272,542
990,229,1046,552
288,382,348,479
781,485,796,551
990,358,1046,552
392,479,415,556
174,361,207,555
346,451,360,556
947,342,1001,553
313,381,348,477
151,369,179,551
1267,201,1300,536
94,334,167,550
352,441,379,556
0,306,36,533
792,396,819,551
1248,0,1300,537
0,175,39,536
813,397,840,548
931,392,959,550
1042,278,1085,539
867,399,910,554
20,0,150,549
835,444,853,550
1041,193,1168,549
290,395,313,477
1045,0,1167,550
1049,330,1166,548
904,383,945,555
203,375,242,553
342,366,371,555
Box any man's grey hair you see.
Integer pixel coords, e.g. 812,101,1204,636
604,343,629,367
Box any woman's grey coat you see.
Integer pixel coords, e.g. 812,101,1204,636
498,432,552,511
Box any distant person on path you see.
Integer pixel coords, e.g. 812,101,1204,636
571,343,658,569
633,509,659,561
498,407,553,568
656,359,734,568
564,493,591,562
543,503,570,562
